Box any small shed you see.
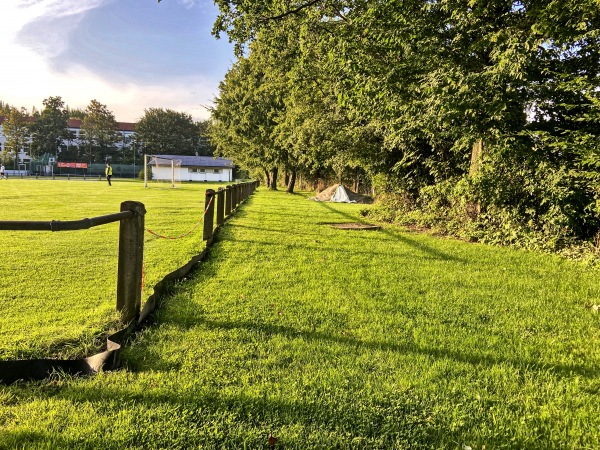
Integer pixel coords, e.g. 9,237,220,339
151,155,234,182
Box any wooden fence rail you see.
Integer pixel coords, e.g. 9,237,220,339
0,180,259,383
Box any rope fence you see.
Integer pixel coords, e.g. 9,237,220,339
0,180,259,384
145,195,214,240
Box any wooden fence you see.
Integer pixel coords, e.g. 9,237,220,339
0,180,259,384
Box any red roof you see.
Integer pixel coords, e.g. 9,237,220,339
117,122,135,132
67,118,83,128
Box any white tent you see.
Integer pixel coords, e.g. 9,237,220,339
330,185,356,203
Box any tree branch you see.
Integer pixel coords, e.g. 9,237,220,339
260,0,322,22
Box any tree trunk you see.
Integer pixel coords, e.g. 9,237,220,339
468,140,484,215
469,140,484,176
270,167,278,190
284,170,290,187
263,167,271,188
286,170,296,194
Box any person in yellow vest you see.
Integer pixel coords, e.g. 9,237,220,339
105,162,113,186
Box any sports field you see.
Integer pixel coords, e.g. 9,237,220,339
0,178,226,360
1,181,600,448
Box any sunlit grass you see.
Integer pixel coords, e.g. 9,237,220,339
0,178,226,360
1,187,599,448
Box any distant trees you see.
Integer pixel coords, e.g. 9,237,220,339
80,100,119,163
196,119,215,156
29,96,70,159
135,108,201,156
1,107,30,165
1,97,213,167
0,101,15,117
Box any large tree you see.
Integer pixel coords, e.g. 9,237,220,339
80,100,119,163
29,96,70,159
210,48,287,190
2,107,31,166
134,108,200,156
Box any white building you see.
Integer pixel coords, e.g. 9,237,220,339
63,118,135,151
151,155,234,182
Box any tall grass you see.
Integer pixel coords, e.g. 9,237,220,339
1,186,599,448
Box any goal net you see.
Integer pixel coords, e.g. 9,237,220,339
144,155,182,188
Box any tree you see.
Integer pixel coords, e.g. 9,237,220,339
29,96,70,159
134,108,200,156
66,107,86,119
80,100,119,163
0,101,16,117
210,47,288,190
2,107,30,166
196,119,215,156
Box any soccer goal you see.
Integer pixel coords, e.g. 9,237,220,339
144,155,182,188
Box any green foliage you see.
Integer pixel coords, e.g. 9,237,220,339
210,47,286,189
29,96,71,160
209,0,600,249
196,119,215,156
80,100,119,163
1,107,30,163
135,108,201,156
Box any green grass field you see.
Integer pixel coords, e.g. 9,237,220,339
0,178,227,360
1,182,600,448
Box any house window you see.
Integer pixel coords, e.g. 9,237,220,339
213,169,221,174
199,168,206,173
189,168,198,173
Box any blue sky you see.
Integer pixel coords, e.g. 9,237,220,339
0,0,234,122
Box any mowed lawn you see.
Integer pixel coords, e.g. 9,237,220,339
1,186,600,448
0,178,227,360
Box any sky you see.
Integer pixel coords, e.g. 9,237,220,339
0,0,235,123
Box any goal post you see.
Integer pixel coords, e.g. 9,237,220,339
143,155,181,189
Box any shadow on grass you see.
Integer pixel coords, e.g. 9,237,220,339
306,200,466,263
3,370,437,449
218,235,459,263
193,318,597,380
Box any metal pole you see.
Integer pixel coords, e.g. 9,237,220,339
144,154,148,188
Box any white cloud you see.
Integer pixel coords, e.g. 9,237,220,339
0,0,225,122
179,0,198,9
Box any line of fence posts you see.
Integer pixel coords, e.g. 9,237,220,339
0,180,259,326
202,180,258,242
121,181,257,320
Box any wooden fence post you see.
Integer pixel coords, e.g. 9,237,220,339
116,201,146,323
225,185,232,217
216,187,225,226
234,184,240,208
231,184,237,210
203,189,216,241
